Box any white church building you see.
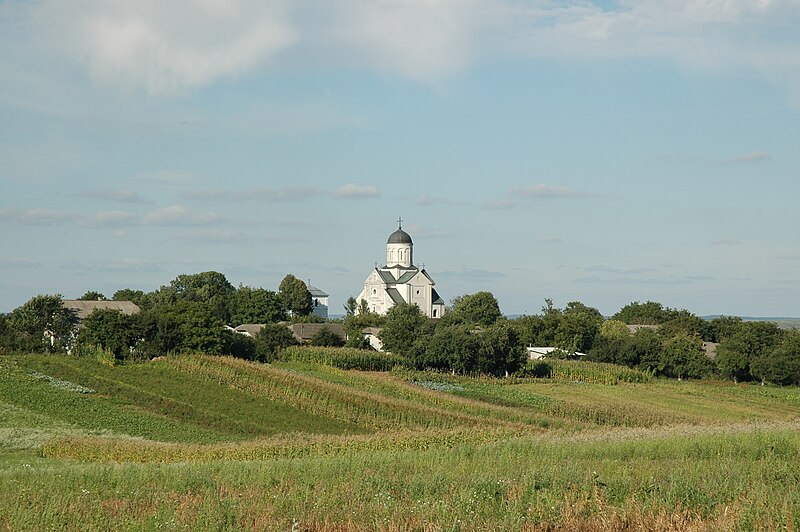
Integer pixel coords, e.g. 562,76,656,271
356,222,446,319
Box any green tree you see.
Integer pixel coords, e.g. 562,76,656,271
715,321,783,382
631,328,664,371
424,324,478,372
379,303,431,356
77,309,138,360
222,330,257,361
659,313,711,341
476,321,526,376
613,301,676,325
135,309,183,358
599,319,631,339
310,327,345,347
657,333,712,379
343,296,358,316
113,289,148,308
751,331,800,386
441,291,502,327
230,286,285,325
79,291,107,301
153,271,236,323
707,315,744,343
10,294,77,353
343,306,383,349
512,314,545,348
554,301,603,353
254,323,298,361
278,274,312,317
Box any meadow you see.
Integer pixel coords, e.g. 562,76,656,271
1,350,799,530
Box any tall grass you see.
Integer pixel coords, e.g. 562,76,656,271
3,426,798,530
277,346,408,371
518,358,655,384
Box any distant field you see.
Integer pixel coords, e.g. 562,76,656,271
1,352,799,530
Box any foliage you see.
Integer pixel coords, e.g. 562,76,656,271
112,288,148,308
254,323,298,361
379,303,431,356
343,296,357,316
278,274,312,317
229,286,284,326
751,330,800,386
599,319,630,339
343,307,383,349
441,291,502,327
76,308,139,360
309,327,345,347
78,290,107,301
513,300,603,355
554,301,603,353
613,300,679,325
9,294,77,353
153,271,236,323
706,315,744,343
653,333,713,379
714,321,783,382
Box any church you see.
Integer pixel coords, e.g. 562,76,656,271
356,221,446,318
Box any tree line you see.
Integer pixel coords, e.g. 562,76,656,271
2,276,799,385
0,272,342,362
346,296,800,384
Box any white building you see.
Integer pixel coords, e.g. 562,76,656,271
356,223,446,318
305,280,329,319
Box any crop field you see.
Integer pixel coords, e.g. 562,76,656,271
1,350,800,530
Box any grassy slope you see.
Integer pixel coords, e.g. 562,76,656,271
1,352,799,530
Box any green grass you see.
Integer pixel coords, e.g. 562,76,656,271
1,352,800,529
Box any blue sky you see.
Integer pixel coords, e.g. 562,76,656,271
1,0,799,317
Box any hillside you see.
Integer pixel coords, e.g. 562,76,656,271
2,352,799,529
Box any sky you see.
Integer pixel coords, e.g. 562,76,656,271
1,0,799,317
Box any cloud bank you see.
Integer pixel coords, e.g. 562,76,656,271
25,0,800,94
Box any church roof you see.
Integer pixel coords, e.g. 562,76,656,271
386,288,405,305
377,270,396,284
431,289,444,305
396,270,419,283
304,280,328,298
387,228,412,244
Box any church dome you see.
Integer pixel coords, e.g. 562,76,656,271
387,228,412,244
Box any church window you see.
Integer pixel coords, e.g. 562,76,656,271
433,309,437,317
372,289,377,295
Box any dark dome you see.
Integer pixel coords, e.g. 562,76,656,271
387,228,412,244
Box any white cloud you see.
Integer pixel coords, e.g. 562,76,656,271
46,0,298,94
83,211,137,227
333,184,380,199
177,229,246,243
80,188,149,203
21,1,800,94
510,184,585,199
730,151,771,164
0,258,42,270
0,208,79,225
181,187,320,202
483,199,516,210
711,238,741,246
142,205,222,225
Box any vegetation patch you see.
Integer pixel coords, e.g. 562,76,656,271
277,345,408,371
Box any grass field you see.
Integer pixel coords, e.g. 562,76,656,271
1,351,799,530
